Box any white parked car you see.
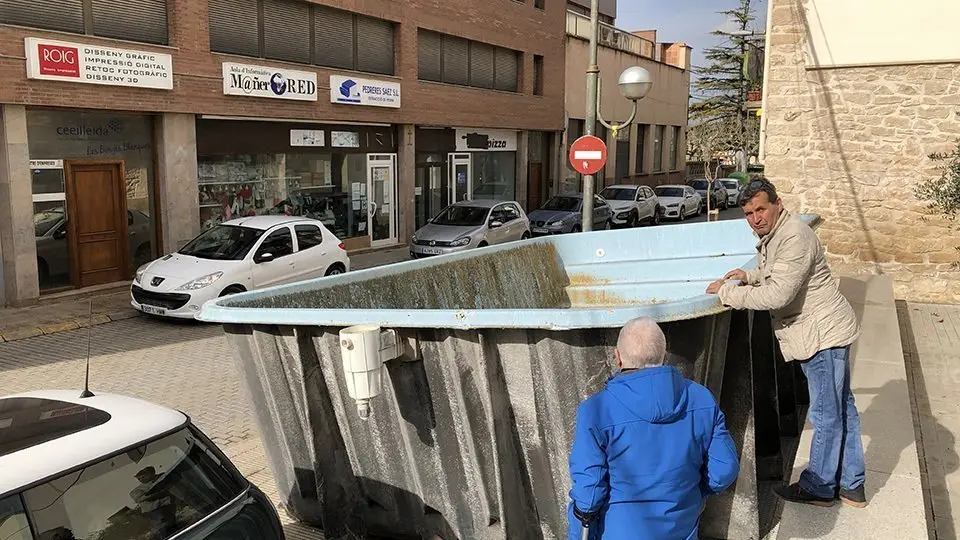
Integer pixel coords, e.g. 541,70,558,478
131,216,350,319
599,184,661,227
0,390,285,540
720,179,743,207
654,184,703,221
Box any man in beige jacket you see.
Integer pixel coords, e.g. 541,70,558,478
705,178,866,508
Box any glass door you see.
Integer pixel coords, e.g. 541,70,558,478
448,153,472,203
367,154,397,247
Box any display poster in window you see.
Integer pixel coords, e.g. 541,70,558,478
290,129,325,147
24,37,173,90
125,167,147,199
331,131,361,148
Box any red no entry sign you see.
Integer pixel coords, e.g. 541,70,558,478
569,135,607,175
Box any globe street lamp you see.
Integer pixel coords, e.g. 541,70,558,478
581,66,653,230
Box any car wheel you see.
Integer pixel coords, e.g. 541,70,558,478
521,231,531,240
652,207,661,226
478,241,489,248
219,285,246,298
628,212,639,228
571,225,582,233
697,202,704,216
325,263,346,276
679,207,686,221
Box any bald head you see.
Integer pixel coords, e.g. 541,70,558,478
616,317,667,369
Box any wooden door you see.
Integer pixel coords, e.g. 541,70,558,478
526,162,543,211
65,162,130,287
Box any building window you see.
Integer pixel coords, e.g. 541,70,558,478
615,129,630,182
418,30,520,92
1,0,168,45
533,55,544,95
535,0,545,8
208,0,395,75
653,125,665,172
634,125,646,174
670,126,681,171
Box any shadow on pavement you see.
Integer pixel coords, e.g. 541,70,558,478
0,315,221,372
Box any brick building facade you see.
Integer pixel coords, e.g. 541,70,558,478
0,0,566,307
761,0,960,302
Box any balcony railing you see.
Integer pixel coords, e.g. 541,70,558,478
565,10,656,60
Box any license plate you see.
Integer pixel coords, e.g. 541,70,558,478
420,247,443,255
141,304,167,316
532,228,547,234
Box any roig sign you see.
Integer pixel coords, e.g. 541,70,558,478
222,63,317,101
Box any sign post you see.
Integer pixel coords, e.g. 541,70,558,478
569,135,608,176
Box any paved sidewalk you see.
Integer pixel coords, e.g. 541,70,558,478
0,245,410,343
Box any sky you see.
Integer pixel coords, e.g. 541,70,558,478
616,0,768,73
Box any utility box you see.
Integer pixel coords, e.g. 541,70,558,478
200,216,819,540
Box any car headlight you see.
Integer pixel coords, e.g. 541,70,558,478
175,271,224,291
616,212,630,218
134,263,148,284
451,236,471,247
548,220,566,227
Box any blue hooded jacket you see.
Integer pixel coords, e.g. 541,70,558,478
567,365,740,540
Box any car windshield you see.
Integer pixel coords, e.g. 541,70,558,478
35,209,64,237
23,425,247,540
655,187,685,198
541,196,581,212
179,225,264,261
688,180,708,190
431,206,489,226
599,188,636,201
722,180,740,189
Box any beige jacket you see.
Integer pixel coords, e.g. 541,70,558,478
718,209,860,361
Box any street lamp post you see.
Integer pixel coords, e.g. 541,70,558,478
580,1,653,230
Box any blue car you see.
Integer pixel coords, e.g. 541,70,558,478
528,194,613,236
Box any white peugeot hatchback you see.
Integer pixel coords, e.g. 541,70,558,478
131,216,350,319
0,390,285,540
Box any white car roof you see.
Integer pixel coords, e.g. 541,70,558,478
220,215,321,231
0,390,188,496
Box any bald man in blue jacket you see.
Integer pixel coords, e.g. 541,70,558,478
568,317,740,539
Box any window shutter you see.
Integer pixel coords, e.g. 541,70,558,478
469,42,494,89
356,16,394,75
91,0,168,44
442,36,469,86
0,0,84,34
208,0,260,57
494,47,519,92
314,5,354,69
262,0,311,64
417,30,442,82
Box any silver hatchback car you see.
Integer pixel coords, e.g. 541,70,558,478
410,200,531,258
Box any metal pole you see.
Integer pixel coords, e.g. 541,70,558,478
581,0,601,231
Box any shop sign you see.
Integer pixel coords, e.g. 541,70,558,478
330,75,401,108
223,63,318,101
29,159,64,169
290,129,325,147
24,37,173,90
455,129,518,152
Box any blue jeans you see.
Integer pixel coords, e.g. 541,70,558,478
798,346,866,498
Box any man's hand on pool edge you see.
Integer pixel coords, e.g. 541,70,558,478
706,280,725,294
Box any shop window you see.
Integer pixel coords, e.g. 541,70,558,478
562,118,584,194
417,30,521,92
27,110,157,291
208,0,395,75
653,125,665,172
533,55,544,96
472,152,516,201
295,224,324,250
1,0,167,45
635,125,646,174
197,153,369,241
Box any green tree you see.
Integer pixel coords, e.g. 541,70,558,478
689,0,761,164
916,139,960,217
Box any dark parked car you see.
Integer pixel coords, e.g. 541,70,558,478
528,194,613,235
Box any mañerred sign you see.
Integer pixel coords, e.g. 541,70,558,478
569,135,608,175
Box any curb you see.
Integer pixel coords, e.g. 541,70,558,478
0,309,141,343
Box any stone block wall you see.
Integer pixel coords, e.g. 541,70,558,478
763,0,960,302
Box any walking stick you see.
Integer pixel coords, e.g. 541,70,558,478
581,522,589,540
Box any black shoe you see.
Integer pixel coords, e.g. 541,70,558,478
838,485,867,508
773,483,836,507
